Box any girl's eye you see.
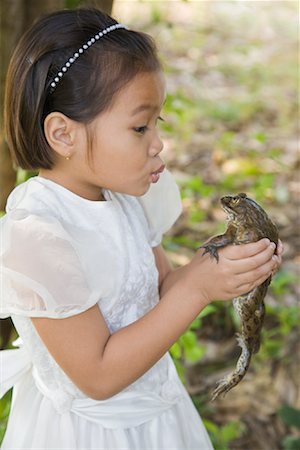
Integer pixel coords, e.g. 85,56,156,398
133,117,165,135
133,125,148,135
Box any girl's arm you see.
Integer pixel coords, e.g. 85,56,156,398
31,239,277,401
152,244,189,297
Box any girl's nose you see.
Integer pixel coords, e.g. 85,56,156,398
149,132,164,157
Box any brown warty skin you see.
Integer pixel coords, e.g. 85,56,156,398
200,193,279,400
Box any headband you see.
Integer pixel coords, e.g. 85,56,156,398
50,23,128,92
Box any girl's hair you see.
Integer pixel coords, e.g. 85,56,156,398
4,8,161,170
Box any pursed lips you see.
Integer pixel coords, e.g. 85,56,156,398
151,164,165,175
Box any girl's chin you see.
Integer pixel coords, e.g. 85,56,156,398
134,185,151,197
116,181,151,197
133,181,152,197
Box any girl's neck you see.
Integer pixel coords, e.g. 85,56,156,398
38,170,105,202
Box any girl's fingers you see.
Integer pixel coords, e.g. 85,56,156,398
276,239,284,256
236,273,271,295
221,238,272,261
222,244,277,295
220,241,276,275
271,254,281,276
234,257,275,293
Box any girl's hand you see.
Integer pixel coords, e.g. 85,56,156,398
271,239,284,276
186,238,279,304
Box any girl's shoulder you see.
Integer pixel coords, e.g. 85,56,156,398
1,177,77,258
5,176,61,222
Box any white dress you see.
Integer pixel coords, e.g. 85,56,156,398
0,170,213,450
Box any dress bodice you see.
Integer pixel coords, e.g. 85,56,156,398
1,173,182,408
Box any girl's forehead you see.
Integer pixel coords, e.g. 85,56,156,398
114,71,166,112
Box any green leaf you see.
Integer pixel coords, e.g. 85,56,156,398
282,436,300,450
270,270,298,296
198,304,217,319
170,342,182,359
220,421,242,442
279,405,300,428
185,343,206,363
255,131,267,143
203,419,219,435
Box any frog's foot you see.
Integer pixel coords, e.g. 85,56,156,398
211,377,234,401
211,371,244,401
199,244,220,262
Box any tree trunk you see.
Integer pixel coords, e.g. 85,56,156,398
0,0,23,211
24,0,66,28
82,0,113,15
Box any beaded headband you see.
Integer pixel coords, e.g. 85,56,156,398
50,23,128,92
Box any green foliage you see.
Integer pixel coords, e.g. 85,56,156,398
279,405,300,428
0,391,12,444
282,436,300,450
255,273,300,360
270,270,298,297
161,92,199,144
278,406,300,450
16,169,37,185
203,418,246,450
181,176,215,199
170,307,217,380
170,316,206,364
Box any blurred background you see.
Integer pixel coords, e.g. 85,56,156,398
0,1,299,449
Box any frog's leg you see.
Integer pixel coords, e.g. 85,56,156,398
211,335,252,401
199,227,236,262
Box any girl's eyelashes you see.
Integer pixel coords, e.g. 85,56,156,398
133,116,165,135
134,125,149,135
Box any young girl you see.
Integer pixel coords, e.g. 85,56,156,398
0,8,282,450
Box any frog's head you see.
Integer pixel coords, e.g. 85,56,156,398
221,193,262,222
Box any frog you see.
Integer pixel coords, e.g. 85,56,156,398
200,193,279,400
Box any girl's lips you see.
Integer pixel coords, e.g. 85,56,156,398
152,164,165,175
150,164,165,183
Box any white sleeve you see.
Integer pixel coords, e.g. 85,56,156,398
0,213,101,319
137,169,182,247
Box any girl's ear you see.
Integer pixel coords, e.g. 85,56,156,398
44,112,78,159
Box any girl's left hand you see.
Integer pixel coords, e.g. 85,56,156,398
272,239,284,276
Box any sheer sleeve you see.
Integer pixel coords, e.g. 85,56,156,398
0,212,101,319
138,169,182,247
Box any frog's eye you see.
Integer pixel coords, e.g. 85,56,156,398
232,197,240,204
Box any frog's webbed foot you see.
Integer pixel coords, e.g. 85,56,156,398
211,376,235,401
199,244,220,262
211,337,252,401
199,234,234,263
211,372,243,401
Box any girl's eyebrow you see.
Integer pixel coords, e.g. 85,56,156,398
130,99,166,117
130,104,156,116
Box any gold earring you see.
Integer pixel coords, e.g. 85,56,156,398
65,153,71,161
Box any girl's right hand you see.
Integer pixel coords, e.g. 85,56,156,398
186,238,277,304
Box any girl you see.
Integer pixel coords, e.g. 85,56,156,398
0,8,282,450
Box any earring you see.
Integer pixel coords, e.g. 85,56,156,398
65,153,71,161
